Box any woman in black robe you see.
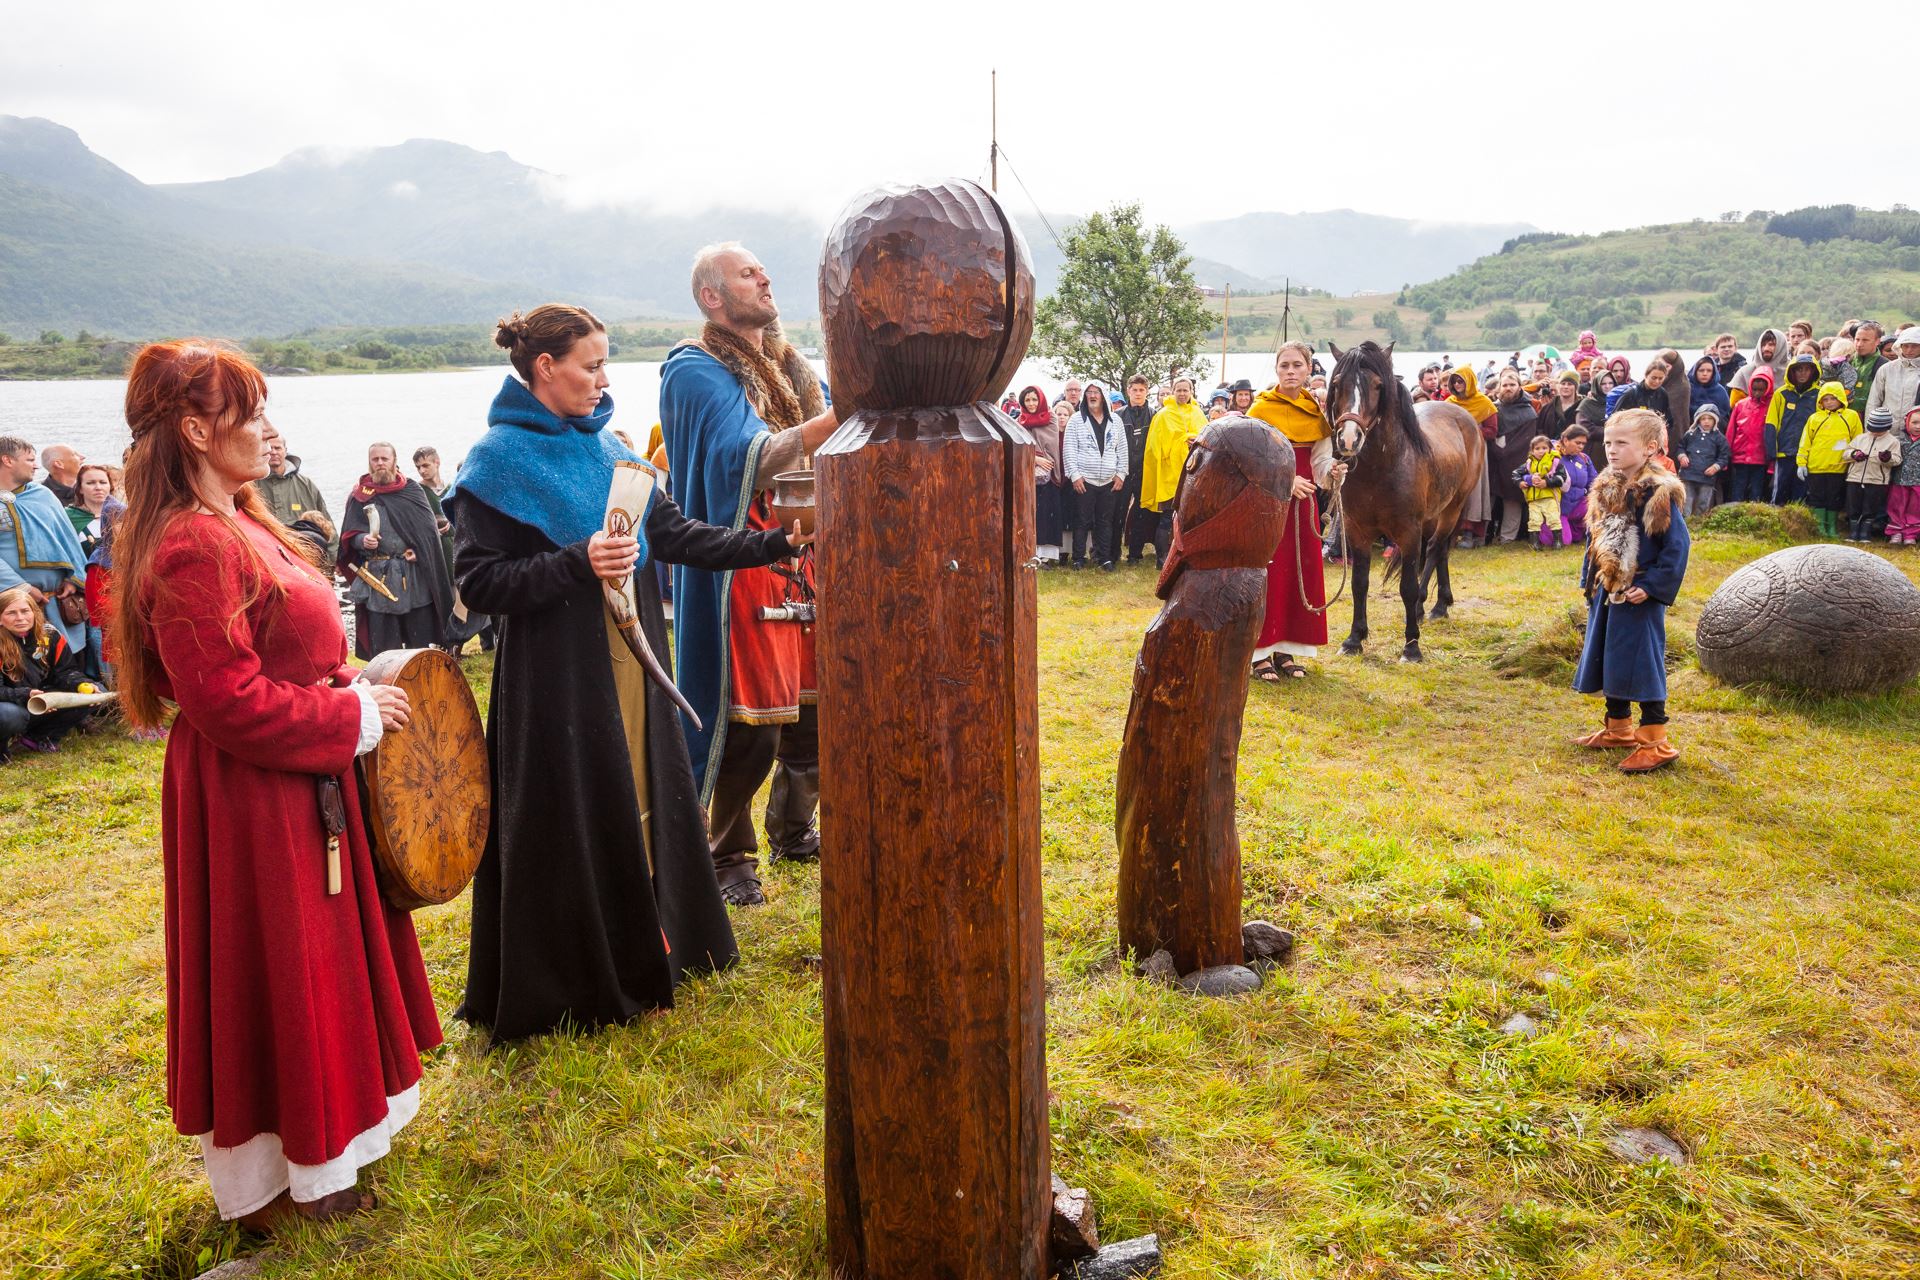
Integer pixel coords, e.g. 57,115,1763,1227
1489,368,1540,543
447,305,799,1041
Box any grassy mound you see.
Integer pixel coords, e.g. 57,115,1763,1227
1693,501,1819,543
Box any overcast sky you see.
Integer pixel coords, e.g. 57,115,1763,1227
7,1,1917,234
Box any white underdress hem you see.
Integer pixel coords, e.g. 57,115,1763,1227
1252,641,1317,663
198,1082,420,1219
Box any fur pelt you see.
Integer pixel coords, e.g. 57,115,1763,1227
694,321,827,430
1586,464,1683,598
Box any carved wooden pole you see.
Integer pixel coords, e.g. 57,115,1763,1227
814,180,1048,1279
1115,418,1294,975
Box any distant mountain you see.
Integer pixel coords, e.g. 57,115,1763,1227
0,114,1536,337
1178,209,1539,295
0,118,645,335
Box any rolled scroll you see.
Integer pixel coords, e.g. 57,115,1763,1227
605,460,702,730
27,689,117,716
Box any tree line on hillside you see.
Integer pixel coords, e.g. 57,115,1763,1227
1404,215,1920,349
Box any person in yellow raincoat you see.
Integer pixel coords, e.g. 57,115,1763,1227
1137,376,1207,566
1796,381,1860,537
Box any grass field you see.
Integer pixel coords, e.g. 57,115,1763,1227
4,532,1919,1279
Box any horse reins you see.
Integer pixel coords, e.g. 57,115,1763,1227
1294,408,1362,615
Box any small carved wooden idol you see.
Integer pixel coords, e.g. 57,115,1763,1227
1116,417,1294,976
814,180,1049,1279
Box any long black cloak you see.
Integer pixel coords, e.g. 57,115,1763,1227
339,479,454,656
450,492,789,1042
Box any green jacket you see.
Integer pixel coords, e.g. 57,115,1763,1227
254,457,335,553
1848,353,1885,415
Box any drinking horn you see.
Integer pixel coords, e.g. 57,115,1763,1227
604,460,702,730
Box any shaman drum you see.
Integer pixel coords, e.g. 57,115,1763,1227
356,647,490,910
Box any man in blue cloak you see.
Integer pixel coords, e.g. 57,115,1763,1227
660,243,840,907
0,436,88,651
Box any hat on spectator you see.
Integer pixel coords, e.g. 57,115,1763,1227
1896,327,1920,346
1227,378,1254,394
1867,408,1895,431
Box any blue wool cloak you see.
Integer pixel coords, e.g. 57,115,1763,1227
658,344,828,801
1,481,88,648
445,376,653,561
1573,510,1691,703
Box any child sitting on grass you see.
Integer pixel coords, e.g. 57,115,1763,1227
1570,408,1690,773
1558,427,1597,543
1516,434,1566,550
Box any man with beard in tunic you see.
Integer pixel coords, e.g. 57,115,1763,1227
338,443,452,659
660,243,841,907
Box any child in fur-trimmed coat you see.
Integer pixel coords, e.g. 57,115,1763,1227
1570,408,1691,773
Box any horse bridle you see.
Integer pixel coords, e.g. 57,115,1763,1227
1330,371,1375,466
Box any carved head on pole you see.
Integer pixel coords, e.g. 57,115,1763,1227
1155,416,1296,597
819,180,1035,413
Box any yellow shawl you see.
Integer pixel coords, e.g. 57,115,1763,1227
1446,366,1496,424
1248,386,1328,444
1140,399,1208,511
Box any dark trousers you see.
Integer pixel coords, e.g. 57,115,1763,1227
707,703,820,884
1109,473,1143,563
1729,464,1770,504
1605,698,1668,726
1071,483,1119,566
0,701,88,748
1771,464,1807,506
1128,504,1170,562
1846,482,1890,537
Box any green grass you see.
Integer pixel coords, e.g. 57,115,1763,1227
5,543,1919,1279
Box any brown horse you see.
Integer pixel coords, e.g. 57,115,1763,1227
1324,341,1485,661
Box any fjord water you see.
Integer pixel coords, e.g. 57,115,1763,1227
0,350,1659,507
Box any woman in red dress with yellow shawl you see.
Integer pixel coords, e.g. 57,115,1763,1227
109,342,441,1231
1248,341,1346,680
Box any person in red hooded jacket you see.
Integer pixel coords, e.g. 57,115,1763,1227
1724,366,1775,503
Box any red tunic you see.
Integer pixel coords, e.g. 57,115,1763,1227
149,514,441,1163
726,492,814,720
1257,442,1329,649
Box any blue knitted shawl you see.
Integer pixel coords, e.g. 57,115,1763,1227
445,376,652,553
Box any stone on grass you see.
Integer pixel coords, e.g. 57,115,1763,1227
1065,1233,1164,1278
1695,544,1920,693
1175,964,1262,997
1499,1013,1541,1038
1137,949,1178,987
1241,920,1295,965
195,1255,275,1280
1606,1126,1688,1166
1049,1172,1100,1263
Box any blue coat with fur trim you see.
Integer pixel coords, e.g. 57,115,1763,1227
1574,466,1690,703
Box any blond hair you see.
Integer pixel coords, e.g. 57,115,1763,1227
1607,407,1667,452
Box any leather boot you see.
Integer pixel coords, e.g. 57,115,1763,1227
713,854,766,907
1570,717,1635,748
1618,724,1679,772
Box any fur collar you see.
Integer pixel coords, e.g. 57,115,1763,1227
1586,464,1682,597
691,321,826,430
1588,464,1682,533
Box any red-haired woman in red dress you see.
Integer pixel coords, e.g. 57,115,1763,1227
109,342,441,1230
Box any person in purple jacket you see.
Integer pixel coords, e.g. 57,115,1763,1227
1557,425,1599,543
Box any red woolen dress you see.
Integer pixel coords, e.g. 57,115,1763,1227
1248,388,1332,659
148,514,442,1217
